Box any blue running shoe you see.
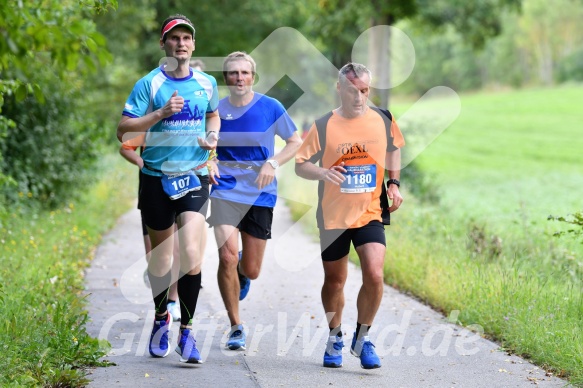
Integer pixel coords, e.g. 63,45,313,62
226,324,246,350
238,250,251,300
149,313,172,357
323,335,344,368
175,328,202,363
350,333,381,369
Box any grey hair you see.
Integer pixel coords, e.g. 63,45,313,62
338,62,372,84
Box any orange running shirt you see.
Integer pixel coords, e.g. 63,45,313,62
295,108,404,230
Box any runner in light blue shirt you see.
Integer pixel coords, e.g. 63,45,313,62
123,64,218,176
116,14,219,364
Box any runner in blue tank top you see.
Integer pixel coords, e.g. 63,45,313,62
116,14,219,364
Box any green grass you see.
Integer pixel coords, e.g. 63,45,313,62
397,85,583,228
0,152,137,387
281,85,583,385
383,203,583,383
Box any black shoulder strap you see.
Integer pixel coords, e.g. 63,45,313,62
370,106,394,148
308,111,333,166
370,107,394,225
370,106,392,121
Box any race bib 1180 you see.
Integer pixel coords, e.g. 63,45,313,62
341,164,377,193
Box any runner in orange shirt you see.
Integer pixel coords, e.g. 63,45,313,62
295,62,404,370
119,135,182,322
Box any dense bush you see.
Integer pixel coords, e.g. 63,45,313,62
556,48,583,83
0,65,107,208
0,0,117,212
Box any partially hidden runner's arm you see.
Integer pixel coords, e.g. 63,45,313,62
119,132,146,168
202,109,221,184
207,150,219,186
119,145,144,169
385,148,403,213
117,90,184,142
255,132,303,190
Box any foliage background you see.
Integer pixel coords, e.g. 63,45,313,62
4,0,583,214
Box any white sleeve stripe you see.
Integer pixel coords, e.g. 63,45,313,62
192,73,214,101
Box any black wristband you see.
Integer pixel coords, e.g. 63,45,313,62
387,178,400,188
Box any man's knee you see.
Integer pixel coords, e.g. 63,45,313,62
324,272,347,291
183,244,202,260
218,249,239,268
238,256,262,279
363,268,384,287
244,265,261,280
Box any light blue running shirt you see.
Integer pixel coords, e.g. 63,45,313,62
211,93,297,207
122,66,219,176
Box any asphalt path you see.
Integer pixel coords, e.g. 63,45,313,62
85,202,567,387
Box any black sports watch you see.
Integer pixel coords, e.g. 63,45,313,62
387,178,400,188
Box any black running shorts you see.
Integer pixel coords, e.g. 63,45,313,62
207,197,273,240
140,173,210,231
319,220,386,261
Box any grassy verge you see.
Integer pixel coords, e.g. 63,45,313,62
281,85,583,385
0,152,136,387
384,202,583,383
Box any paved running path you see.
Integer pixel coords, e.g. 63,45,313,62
85,202,565,387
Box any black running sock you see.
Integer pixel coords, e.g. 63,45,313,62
149,270,171,317
156,312,168,322
177,271,202,325
167,299,176,304
355,323,371,339
329,325,342,338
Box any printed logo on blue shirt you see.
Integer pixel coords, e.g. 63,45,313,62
162,99,204,130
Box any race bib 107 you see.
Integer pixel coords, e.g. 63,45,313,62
161,170,201,200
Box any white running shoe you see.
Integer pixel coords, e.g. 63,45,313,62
167,301,181,322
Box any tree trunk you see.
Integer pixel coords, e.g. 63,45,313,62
369,14,392,109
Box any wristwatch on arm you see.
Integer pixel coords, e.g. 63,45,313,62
206,130,219,141
266,159,279,169
387,178,400,188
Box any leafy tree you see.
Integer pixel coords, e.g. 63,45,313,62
308,0,522,108
478,12,530,88
108,0,319,116
393,0,583,91
117,0,312,73
395,24,482,95
557,48,583,82
515,0,583,85
415,0,522,48
0,0,117,209
91,0,157,131
0,0,116,106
